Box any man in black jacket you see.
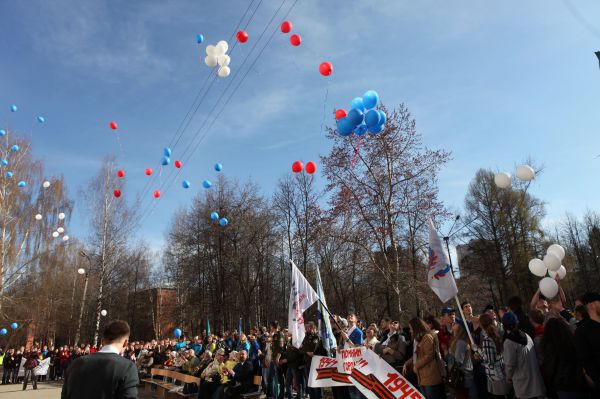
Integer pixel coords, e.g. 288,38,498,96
223,350,254,399
61,320,139,399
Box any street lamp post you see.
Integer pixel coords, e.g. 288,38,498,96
443,215,461,278
74,250,91,347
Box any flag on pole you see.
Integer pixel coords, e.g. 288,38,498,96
427,218,458,303
207,318,211,337
315,263,337,355
289,260,320,348
238,317,243,336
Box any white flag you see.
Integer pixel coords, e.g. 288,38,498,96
427,219,458,303
289,260,319,348
316,263,337,355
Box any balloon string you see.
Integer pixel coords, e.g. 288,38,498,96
351,136,362,168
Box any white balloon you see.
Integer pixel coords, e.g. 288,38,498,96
52,231,59,238
206,45,216,56
35,214,42,220
63,235,69,241
217,54,231,67
548,265,567,280
547,244,565,261
516,165,535,181
216,40,229,54
58,213,66,220
539,277,559,298
218,66,231,78
42,181,51,188
205,55,218,68
528,258,547,277
494,172,511,189
57,227,64,234
101,310,107,317
77,268,85,275
543,253,561,271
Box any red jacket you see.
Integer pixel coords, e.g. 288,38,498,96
60,351,71,365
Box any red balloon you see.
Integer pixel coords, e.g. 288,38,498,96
305,161,316,174
153,190,161,198
319,62,333,76
145,168,153,176
113,189,121,198
280,20,292,33
236,30,248,43
174,160,182,169
290,34,302,46
292,161,304,173
335,109,347,120
117,170,125,178
109,121,118,130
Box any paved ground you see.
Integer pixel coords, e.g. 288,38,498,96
0,381,62,399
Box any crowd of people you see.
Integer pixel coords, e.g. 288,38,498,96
1,285,599,399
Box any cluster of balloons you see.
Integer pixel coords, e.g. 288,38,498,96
210,211,229,226
0,322,18,335
335,90,386,136
52,212,69,241
279,20,301,46
494,164,535,189
528,243,567,298
205,41,231,78
291,161,316,174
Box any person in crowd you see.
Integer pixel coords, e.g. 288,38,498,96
378,317,392,342
182,349,200,375
344,313,364,347
447,320,477,399
268,322,284,399
501,312,545,399
363,325,379,350
476,313,510,398
573,304,589,329
248,334,261,375
285,336,304,399
530,289,549,315
461,301,479,332
375,321,407,370
507,296,536,340
261,334,273,398
541,317,587,399
239,334,251,353
22,346,40,391
60,346,70,379
138,349,155,378
12,347,23,383
438,307,455,357
483,305,504,336
575,292,600,395
196,350,213,376
403,318,444,399
222,350,254,399
274,338,287,399
528,309,545,364
301,322,326,399
200,348,226,399
2,348,15,384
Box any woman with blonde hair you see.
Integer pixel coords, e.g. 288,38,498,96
403,318,444,399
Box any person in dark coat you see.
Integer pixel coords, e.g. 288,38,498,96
22,347,40,390
223,350,254,399
2,348,15,384
61,320,139,399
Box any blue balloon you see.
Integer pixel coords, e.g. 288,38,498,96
362,90,379,109
10,322,18,330
164,147,172,157
0,328,6,335
11,145,19,152
210,212,219,220
182,180,191,189
219,217,228,226
364,109,381,128
5,172,12,178
202,180,212,189
1,159,8,166
370,123,385,134
0,129,6,136
196,34,204,44
161,156,171,166
18,181,26,188
350,97,365,111
355,123,368,136
377,110,387,126
174,328,182,338
37,116,45,123
336,117,354,136
347,108,364,126
10,105,17,112
214,163,223,172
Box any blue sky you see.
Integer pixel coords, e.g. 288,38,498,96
1,0,599,251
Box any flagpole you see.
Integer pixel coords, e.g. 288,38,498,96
317,297,344,333
454,295,476,348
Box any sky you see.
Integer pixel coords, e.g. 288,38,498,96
0,0,599,252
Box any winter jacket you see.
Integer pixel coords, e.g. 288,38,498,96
503,330,545,398
405,333,443,387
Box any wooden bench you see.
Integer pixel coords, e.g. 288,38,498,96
142,368,200,398
240,375,262,399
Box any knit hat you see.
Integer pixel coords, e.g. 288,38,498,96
502,311,519,326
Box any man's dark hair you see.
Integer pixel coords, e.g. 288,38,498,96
270,321,279,329
507,296,522,311
305,321,316,329
381,317,392,323
529,309,545,325
103,320,130,343
574,304,589,320
460,301,471,309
